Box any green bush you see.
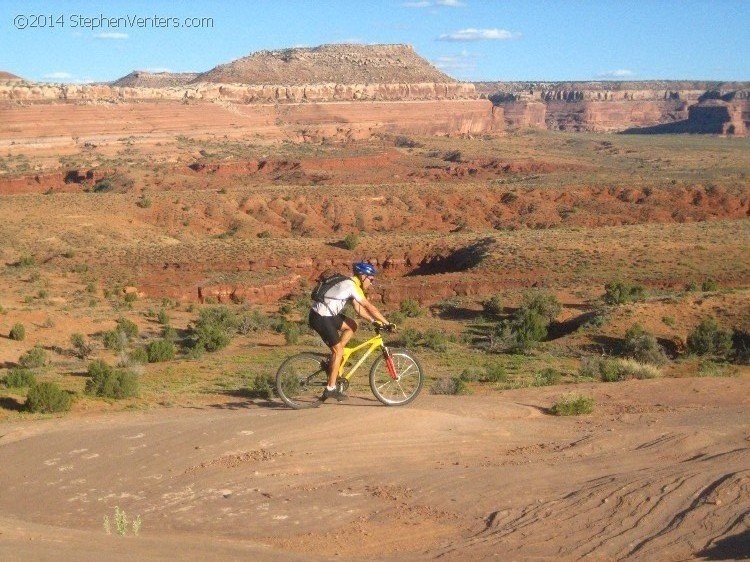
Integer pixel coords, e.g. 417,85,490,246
534,368,562,387
115,317,139,339
623,324,667,365
157,309,170,325
70,333,94,360
509,308,548,351
283,323,301,345
147,340,176,363
25,382,71,413
9,323,25,341
398,327,421,348
18,347,47,369
551,394,594,416
400,299,422,318
603,280,646,305
343,233,359,250
247,373,275,399
102,329,128,351
128,347,149,365
522,291,562,323
85,360,140,399
701,278,718,292
686,318,733,359
194,324,231,352
483,363,507,383
2,368,37,388
430,377,471,395
422,329,448,352
237,310,268,335
482,295,504,317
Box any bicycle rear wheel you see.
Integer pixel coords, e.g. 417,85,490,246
369,348,423,406
276,352,329,409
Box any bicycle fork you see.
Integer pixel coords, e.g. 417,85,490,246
382,346,399,380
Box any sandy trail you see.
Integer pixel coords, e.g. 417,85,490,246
0,377,748,561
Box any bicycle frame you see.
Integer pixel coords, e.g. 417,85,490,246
338,333,386,381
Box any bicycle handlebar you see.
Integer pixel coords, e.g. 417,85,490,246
372,321,396,334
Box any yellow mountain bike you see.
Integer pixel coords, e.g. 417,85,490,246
275,323,423,409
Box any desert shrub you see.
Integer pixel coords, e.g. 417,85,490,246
522,291,562,323
622,324,667,365
161,325,179,342
257,230,272,239
247,373,275,399
701,278,718,292
18,347,47,369
157,309,170,325
283,323,301,345
128,347,149,365
483,363,507,383
116,317,139,339
686,318,733,359
603,280,646,305
2,368,37,388
343,233,359,250
398,327,421,348
551,393,594,416
70,333,94,360
443,150,463,163
147,340,176,363
102,329,128,351
458,368,481,382
580,356,620,382
534,368,562,387
482,295,504,318
85,359,140,399
394,135,422,148
508,308,548,351
17,254,36,267
9,323,25,341
400,298,422,318
192,306,238,352
731,331,750,365
25,382,71,413
422,329,448,352
237,310,267,335
697,360,732,377
615,358,661,380
430,376,471,395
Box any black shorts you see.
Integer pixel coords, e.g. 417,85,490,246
308,310,345,347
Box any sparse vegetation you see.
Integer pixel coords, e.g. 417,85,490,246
686,318,733,359
2,368,37,389
25,382,72,413
18,347,47,369
85,360,140,399
551,393,594,416
430,376,471,395
9,323,26,341
603,280,646,305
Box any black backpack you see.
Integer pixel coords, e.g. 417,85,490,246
311,272,350,304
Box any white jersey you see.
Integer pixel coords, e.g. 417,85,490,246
311,277,365,317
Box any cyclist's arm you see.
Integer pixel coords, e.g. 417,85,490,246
353,297,388,325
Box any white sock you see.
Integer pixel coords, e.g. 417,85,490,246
326,385,336,391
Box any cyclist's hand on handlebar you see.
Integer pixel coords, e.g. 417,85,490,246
386,322,397,332
372,321,396,333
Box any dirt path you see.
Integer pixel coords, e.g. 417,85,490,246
1,376,748,561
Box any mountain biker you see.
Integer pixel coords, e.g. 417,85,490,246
308,262,392,401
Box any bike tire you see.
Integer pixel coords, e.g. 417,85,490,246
276,352,329,409
369,348,423,406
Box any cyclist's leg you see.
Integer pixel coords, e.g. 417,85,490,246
328,317,356,386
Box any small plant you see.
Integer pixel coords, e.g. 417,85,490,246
522,291,562,323
136,192,152,208
116,317,139,339
18,347,47,369
70,333,95,360
156,309,170,325
534,368,562,387
85,360,140,399
283,323,301,345
9,323,25,341
686,318,733,359
400,298,422,318
25,382,72,413
104,506,142,536
482,295,504,317
615,358,661,380
127,347,149,366
422,328,448,352
483,363,507,383
662,316,676,328
430,376,471,395
247,373,275,399
2,368,37,388
701,278,718,292
147,340,176,363
603,280,646,305
551,393,594,416
343,233,359,251
102,329,128,352
622,323,667,365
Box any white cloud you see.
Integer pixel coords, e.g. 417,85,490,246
598,69,635,78
403,1,431,6
438,28,520,42
432,50,478,77
44,72,73,79
436,0,465,6
94,32,128,40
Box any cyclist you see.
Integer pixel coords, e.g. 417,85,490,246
308,262,392,401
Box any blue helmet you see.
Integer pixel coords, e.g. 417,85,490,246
352,261,377,276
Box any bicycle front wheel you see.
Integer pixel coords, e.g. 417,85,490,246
276,352,329,409
369,348,423,406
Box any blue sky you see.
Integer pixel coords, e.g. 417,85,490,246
1,0,748,83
